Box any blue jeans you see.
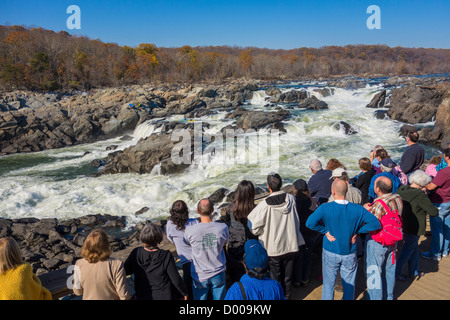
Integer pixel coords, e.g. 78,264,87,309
321,249,358,300
395,234,420,277
429,202,450,257
192,271,226,300
365,237,396,300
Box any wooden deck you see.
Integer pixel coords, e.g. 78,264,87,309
40,221,450,301
292,230,450,300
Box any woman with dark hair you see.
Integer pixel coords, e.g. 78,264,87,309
125,222,188,300
165,200,199,299
291,179,321,287
221,180,258,285
373,149,389,174
350,157,374,205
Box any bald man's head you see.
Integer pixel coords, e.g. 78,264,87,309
375,176,393,195
331,179,348,199
197,198,214,216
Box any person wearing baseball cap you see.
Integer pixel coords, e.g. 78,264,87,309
328,168,363,205
224,240,285,300
368,158,402,201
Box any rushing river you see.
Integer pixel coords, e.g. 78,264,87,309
0,80,440,226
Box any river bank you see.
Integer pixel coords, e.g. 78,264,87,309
0,74,449,278
1,74,449,156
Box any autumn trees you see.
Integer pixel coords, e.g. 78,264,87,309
0,25,449,91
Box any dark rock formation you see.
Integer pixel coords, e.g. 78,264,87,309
268,89,308,104
366,90,387,108
0,214,130,275
333,121,359,135
386,84,447,124
298,96,329,110
235,109,291,131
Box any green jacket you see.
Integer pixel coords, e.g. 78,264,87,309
395,185,439,236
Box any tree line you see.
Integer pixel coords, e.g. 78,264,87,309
1,25,449,91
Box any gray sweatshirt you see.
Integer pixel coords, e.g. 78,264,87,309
184,221,229,282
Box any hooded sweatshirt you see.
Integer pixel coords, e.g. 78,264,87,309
247,191,305,257
395,185,439,236
124,247,187,300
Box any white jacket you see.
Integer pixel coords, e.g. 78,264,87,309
247,191,305,257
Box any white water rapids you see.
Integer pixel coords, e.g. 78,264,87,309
0,82,439,227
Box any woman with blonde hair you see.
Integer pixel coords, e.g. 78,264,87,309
73,229,131,300
0,237,52,300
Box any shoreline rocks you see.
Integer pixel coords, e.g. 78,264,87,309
0,79,330,158
0,214,140,276
365,81,450,149
0,184,262,277
2,76,449,178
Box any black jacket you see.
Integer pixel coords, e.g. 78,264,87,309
124,247,187,300
352,171,374,204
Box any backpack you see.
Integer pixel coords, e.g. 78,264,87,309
223,206,249,264
370,199,403,264
393,166,408,185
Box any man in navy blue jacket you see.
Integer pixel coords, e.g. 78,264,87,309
400,131,424,175
306,180,381,300
307,159,333,204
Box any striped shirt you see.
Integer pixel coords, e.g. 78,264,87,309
369,193,403,221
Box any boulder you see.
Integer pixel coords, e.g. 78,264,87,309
422,98,450,148
208,188,229,204
168,97,207,114
386,84,447,124
298,96,329,110
225,107,247,120
0,88,157,156
399,124,417,136
265,87,282,96
373,110,388,119
198,88,218,98
235,109,291,131
366,90,387,108
333,121,359,135
98,132,193,175
135,207,150,216
268,90,307,103
313,87,335,97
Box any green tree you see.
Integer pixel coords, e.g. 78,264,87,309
30,52,49,73
1,63,26,89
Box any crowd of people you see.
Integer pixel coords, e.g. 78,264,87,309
0,132,449,301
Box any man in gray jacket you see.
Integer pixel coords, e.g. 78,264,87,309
247,172,305,300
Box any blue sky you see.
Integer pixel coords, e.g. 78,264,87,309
1,0,449,49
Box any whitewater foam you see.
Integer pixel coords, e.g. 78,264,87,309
0,83,439,226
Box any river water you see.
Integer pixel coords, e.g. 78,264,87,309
0,80,440,226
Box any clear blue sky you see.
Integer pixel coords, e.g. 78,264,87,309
1,0,449,49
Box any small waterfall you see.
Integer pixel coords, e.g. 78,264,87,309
250,90,268,105
132,120,156,140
